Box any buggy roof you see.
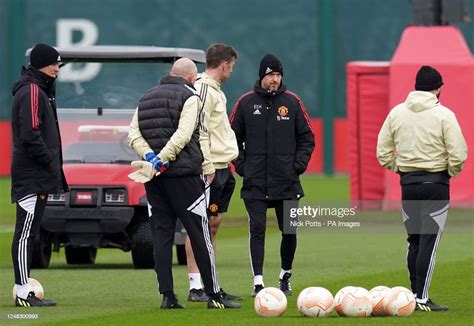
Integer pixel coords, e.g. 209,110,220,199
25,45,206,63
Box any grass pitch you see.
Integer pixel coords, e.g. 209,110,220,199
0,176,472,325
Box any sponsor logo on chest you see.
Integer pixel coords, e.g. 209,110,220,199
253,104,262,115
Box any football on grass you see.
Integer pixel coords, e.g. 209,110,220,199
297,286,334,317
12,278,44,300
383,286,416,316
254,287,287,317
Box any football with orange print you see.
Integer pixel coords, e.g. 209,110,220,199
254,287,287,317
383,286,416,316
369,285,390,316
12,278,44,301
297,286,334,317
338,287,372,317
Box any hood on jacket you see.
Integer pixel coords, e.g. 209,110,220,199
405,91,440,113
253,80,287,98
196,72,221,91
12,66,56,96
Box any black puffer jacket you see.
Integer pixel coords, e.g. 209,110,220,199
230,81,315,200
11,66,68,202
138,76,203,177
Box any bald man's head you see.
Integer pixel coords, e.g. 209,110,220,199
170,58,197,84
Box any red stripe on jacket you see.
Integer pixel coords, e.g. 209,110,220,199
229,90,255,123
30,84,39,129
284,90,313,132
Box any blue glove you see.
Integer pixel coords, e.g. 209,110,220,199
145,152,155,162
145,153,169,174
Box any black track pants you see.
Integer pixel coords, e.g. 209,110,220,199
145,175,220,296
402,183,449,300
244,199,297,276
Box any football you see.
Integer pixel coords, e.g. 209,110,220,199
12,278,44,300
339,287,372,317
383,286,416,316
254,287,288,317
369,285,390,316
334,285,356,316
297,286,334,317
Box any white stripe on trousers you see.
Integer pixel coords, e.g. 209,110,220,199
201,214,220,293
422,230,442,300
188,184,220,294
18,213,32,284
17,195,37,285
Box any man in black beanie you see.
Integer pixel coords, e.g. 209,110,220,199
377,65,467,311
10,43,67,307
230,54,315,297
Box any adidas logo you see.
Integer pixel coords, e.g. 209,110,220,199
417,303,431,311
16,297,31,307
211,300,225,309
265,67,272,74
253,109,261,115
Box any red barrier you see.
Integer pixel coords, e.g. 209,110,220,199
0,121,11,176
334,118,347,173
306,119,323,173
346,62,390,201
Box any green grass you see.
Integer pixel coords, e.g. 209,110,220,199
0,178,15,230
0,176,472,325
0,225,472,325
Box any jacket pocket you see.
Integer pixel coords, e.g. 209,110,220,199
293,161,306,175
273,155,299,182
244,155,266,180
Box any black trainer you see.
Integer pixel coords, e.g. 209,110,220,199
208,293,241,309
187,288,209,302
415,299,448,311
160,293,185,309
251,284,264,297
15,291,56,307
220,288,243,301
279,272,292,296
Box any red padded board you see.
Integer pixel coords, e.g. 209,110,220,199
0,121,11,176
347,62,390,201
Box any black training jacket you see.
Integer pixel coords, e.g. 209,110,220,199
230,81,315,200
10,66,68,202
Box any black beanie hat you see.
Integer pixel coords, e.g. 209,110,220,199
259,53,283,80
30,43,61,69
415,66,444,91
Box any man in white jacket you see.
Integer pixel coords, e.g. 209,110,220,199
185,44,242,302
377,66,467,312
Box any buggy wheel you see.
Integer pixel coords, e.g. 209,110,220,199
31,228,52,269
130,219,154,269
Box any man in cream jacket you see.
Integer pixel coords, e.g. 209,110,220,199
186,44,242,302
377,66,467,312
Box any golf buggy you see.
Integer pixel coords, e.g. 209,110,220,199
28,46,205,268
